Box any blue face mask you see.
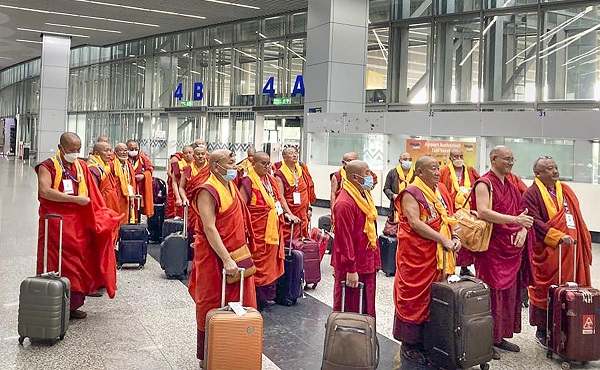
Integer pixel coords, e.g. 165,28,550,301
401,160,413,170
218,163,238,182
361,175,374,189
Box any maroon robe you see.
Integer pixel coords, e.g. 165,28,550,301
331,188,381,317
471,172,527,343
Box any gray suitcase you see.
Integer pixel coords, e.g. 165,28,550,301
160,206,189,278
18,214,70,344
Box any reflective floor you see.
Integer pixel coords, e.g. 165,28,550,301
1,158,599,370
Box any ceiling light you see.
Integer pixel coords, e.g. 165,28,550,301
0,4,159,27
233,65,256,75
16,39,42,44
0,56,13,59
45,23,121,34
216,71,230,77
214,39,223,44
203,0,259,10
17,27,90,38
74,0,206,19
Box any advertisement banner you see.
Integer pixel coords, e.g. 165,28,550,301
406,139,477,168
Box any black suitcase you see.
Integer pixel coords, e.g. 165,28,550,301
276,229,305,307
160,206,189,278
379,234,397,277
148,204,165,242
117,195,148,269
318,214,331,233
162,217,184,239
424,254,493,370
18,215,70,344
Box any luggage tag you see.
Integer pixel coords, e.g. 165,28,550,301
228,301,247,316
565,213,576,230
459,186,469,194
293,192,301,205
62,179,75,195
275,201,284,216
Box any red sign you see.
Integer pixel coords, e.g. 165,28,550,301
583,315,595,335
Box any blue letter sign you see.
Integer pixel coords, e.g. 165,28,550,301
193,82,204,101
262,77,276,98
291,75,305,97
173,83,183,100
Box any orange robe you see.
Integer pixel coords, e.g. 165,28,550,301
439,165,480,267
129,152,154,217
166,152,183,218
112,158,136,225
523,182,592,328
88,157,121,215
35,158,121,304
239,172,285,289
185,161,211,240
188,175,257,360
274,162,316,240
506,173,527,195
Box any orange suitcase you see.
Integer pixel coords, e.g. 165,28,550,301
204,268,263,370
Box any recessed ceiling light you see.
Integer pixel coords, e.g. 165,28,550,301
17,27,90,38
45,23,121,34
0,4,159,27
203,0,259,10
0,56,13,59
74,0,206,19
16,39,43,44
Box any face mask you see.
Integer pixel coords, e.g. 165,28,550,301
361,175,374,189
128,150,139,157
223,168,237,182
401,160,412,170
63,152,79,163
452,159,464,168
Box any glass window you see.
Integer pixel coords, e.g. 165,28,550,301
484,0,536,9
174,32,192,51
309,133,385,170
288,39,306,105
370,0,390,22
154,36,173,53
437,0,481,14
543,5,600,101
98,64,110,110
112,44,125,60
110,62,123,109
191,50,210,107
482,12,537,102
390,24,432,104
367,27,388,103
236,20,259,42
432,18,480,103
213,48,232,106
392,0,432,19
193,29,209,48
261,41,286,105
263,16,286,39
290,12,307,34
153,55,173,108
212,25,233,46
506,138,575,180
172,52,192,106
233,46,257,106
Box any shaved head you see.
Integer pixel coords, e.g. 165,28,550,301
449,148,462,157
247,147,256,156
343,152,359,163
345,160,368,176
209,149,233,166
93,141,109,155
97,135,109,143
60,132,80,147
490,145,511,160
253,151,269,162
415,155,436,172
283,147,297,156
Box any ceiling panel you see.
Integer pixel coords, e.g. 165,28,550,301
0,0,307,69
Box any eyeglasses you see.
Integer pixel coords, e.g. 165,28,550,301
538,155,553,160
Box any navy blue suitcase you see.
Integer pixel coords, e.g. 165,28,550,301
117,195,148,269
148,204,165,243
162,218,184,239
160,206,189,278
276,247,304,306
379,234,397,277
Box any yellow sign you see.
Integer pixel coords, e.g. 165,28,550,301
406,140,477,168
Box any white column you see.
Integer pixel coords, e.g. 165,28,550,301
37,34,71,162
305,0,368,114
254,113,265,152
167,115,178,157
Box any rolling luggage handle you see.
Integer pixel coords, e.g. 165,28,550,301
558,240,578,287
43,214,63,277
288,222,306,296
128,194,143,224
182,204,188,238
221,267,246,308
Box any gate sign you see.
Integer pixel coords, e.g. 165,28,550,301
583,314,595,335
174,75,304,100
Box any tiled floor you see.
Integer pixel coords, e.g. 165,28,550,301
1,158,599,370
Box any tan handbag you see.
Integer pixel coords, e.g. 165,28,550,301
226,244,256,284
455,181,493,252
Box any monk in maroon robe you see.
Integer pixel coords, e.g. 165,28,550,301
331,160,381,318
166,151,184,218
180,146,211,241
36,132,121,319
187,149,257,368
393,156,461,364
523,157,592,346
439,148,480,276
471,145,534,359
126,140,154,217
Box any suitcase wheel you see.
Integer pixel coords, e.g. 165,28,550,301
18,336,24,345
117,264,123,270
385,272,394,277
480,364,490,370
561,362,570,370
138,264,145,269
59,334,65,340
546,351,553,359
312,283,318,289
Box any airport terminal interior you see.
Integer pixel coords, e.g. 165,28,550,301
2,0,600,369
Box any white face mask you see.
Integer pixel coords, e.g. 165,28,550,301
128,150,139,157
63,152,79,163
452,159,464,168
